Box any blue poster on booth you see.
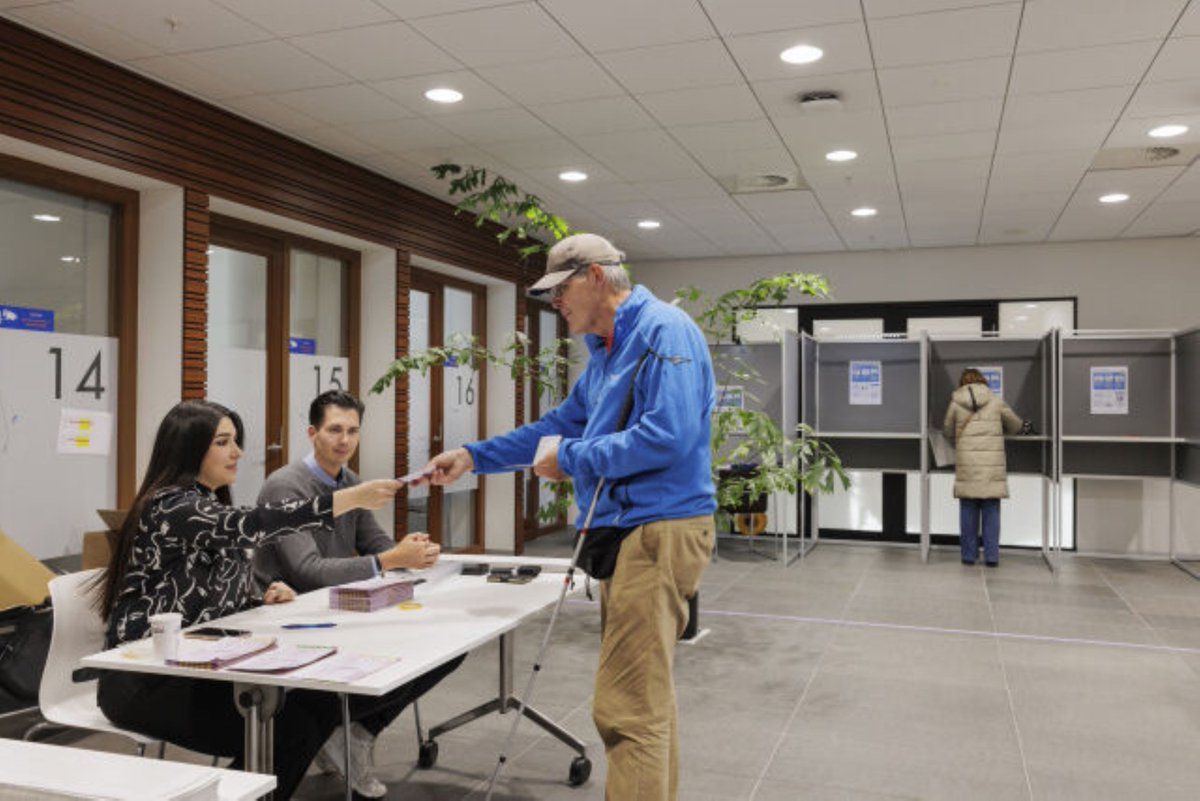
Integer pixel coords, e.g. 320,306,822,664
716,385,745,410
288,337,316,355
849,360,882,405
0,304,54,331
975,366,1003,399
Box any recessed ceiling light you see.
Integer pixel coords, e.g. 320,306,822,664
33,213,61,222
780,44,823,65
1148,124,1188,138
825,149,857,162
850,207,877,217
60,256,80,263
1099,193,1129,204
424,87,463,104
558,170,587,182
637,220,661,230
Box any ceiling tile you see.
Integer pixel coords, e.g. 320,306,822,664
409,3,581,67
222,94,326,131
1018,0,1189,53
670,119,783,159
598,39,742,94
864,0,1013,19
1010,40,1158,95
891,130,996,163
906,224,979,248
988,150,1094,194
1002,86,1134,128
896,156,991,192
762,220,845,252
1103,112,1200,147
665,196,756,227
802,167,899,202
289,21,459,81
753,71,881,120
885,98,1002,137
481,137,590,169
435,107,557,144
1122,199,1200,237
725,22,872,81
831,214,909,249
878,57,1010,107
540,0,714,52
1176,3,1200,37
215,0,394,37
588,199,671,223
126,53,251,99
573,130,706,181
477,56,624,106
297,125,378,157
1144,34,1200,83
978,220,1054,244
8,3,162,60
1124,78,1200,118
66,0,269,53
775,110,890,160
271,84,414,126
374,0,526,20
700,0,861,36
177,40,349,94
734,190,828,224
391,145,504,174
531,96,660,135
371,71,517,115
639,84,765,127
985,189,1073,215
633,176,731,201
1155,162,1200,202
340,117,460,152
868,5,1020,68
1080,164,1184,194
692,146,796,177
996,121,1111,155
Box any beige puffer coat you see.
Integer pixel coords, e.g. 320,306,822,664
943,383,1023,499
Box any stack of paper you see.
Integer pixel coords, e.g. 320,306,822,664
166,636,276,669
329,575,416,612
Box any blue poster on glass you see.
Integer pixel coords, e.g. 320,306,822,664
0,305,54,331
975,366,1003,399
288,337,316,355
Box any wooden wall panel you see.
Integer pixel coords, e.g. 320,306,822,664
0,19,543,287
181,189,209,399
394,253,412,537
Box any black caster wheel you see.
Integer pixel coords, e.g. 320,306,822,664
568,755,591,786
418,739,439,769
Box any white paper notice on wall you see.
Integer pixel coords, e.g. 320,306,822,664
57,408,113,455
1090,366,1129,415
849,360,882,405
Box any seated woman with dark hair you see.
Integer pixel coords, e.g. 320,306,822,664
92,399,405,800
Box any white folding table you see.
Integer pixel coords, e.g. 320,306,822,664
82,566,589,799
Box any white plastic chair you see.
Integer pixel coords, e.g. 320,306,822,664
24,568,163,756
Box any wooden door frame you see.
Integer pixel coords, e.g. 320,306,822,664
522,300,568,542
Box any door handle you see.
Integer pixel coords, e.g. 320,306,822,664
266,426,284,452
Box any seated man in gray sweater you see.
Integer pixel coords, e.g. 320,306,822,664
256,390,455,798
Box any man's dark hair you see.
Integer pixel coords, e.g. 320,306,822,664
309,390,365,428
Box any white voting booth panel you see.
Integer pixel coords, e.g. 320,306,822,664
0,329,118,559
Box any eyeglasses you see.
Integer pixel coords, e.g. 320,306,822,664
550,265,588,300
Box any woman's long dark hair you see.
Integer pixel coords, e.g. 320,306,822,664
92,400,244,620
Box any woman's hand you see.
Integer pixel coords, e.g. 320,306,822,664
333,479,401,516
262,581,296,605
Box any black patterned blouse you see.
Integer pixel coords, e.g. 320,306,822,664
105,484,333,648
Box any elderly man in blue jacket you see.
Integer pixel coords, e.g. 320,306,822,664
422,232,715,801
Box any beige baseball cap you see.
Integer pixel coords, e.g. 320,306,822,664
528,233,625,295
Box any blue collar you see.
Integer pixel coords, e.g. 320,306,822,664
586,285,652,355
303,452,345,489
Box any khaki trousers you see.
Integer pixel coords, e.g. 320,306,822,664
593,515,714,801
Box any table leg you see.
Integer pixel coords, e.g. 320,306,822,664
233,682,284,797
340,693,352,801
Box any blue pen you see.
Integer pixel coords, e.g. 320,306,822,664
282,622,336,629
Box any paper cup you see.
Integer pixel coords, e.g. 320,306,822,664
149,612,182,661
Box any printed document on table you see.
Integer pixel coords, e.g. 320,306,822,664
225,644,336,673
289,652,396,683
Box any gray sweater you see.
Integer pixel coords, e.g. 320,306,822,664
253,460,394,592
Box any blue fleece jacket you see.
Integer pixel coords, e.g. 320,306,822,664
465,285,716,529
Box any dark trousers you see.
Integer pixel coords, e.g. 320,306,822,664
959,498,1001,564
98,654,464,799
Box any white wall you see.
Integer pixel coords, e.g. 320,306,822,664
484,284,518,552
636,236,1200,331
135,187,185,478
358,248,397,534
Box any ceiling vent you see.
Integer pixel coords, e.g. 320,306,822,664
729,171,806,194
797,90,842,111
1090,144,1199,170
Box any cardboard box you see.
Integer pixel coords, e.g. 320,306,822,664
0,529,55,610
82,530,119,571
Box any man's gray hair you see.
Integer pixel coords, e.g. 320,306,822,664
599,262,631,291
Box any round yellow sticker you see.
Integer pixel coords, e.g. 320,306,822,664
398,601,422,611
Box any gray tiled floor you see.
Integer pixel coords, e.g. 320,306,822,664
7,536,1200,800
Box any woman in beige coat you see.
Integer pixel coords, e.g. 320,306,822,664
943,368,1023,566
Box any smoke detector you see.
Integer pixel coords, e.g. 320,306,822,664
797,90,843,111
730,171,803,194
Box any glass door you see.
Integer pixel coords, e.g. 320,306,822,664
524,304,567,541
409,268,486,551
